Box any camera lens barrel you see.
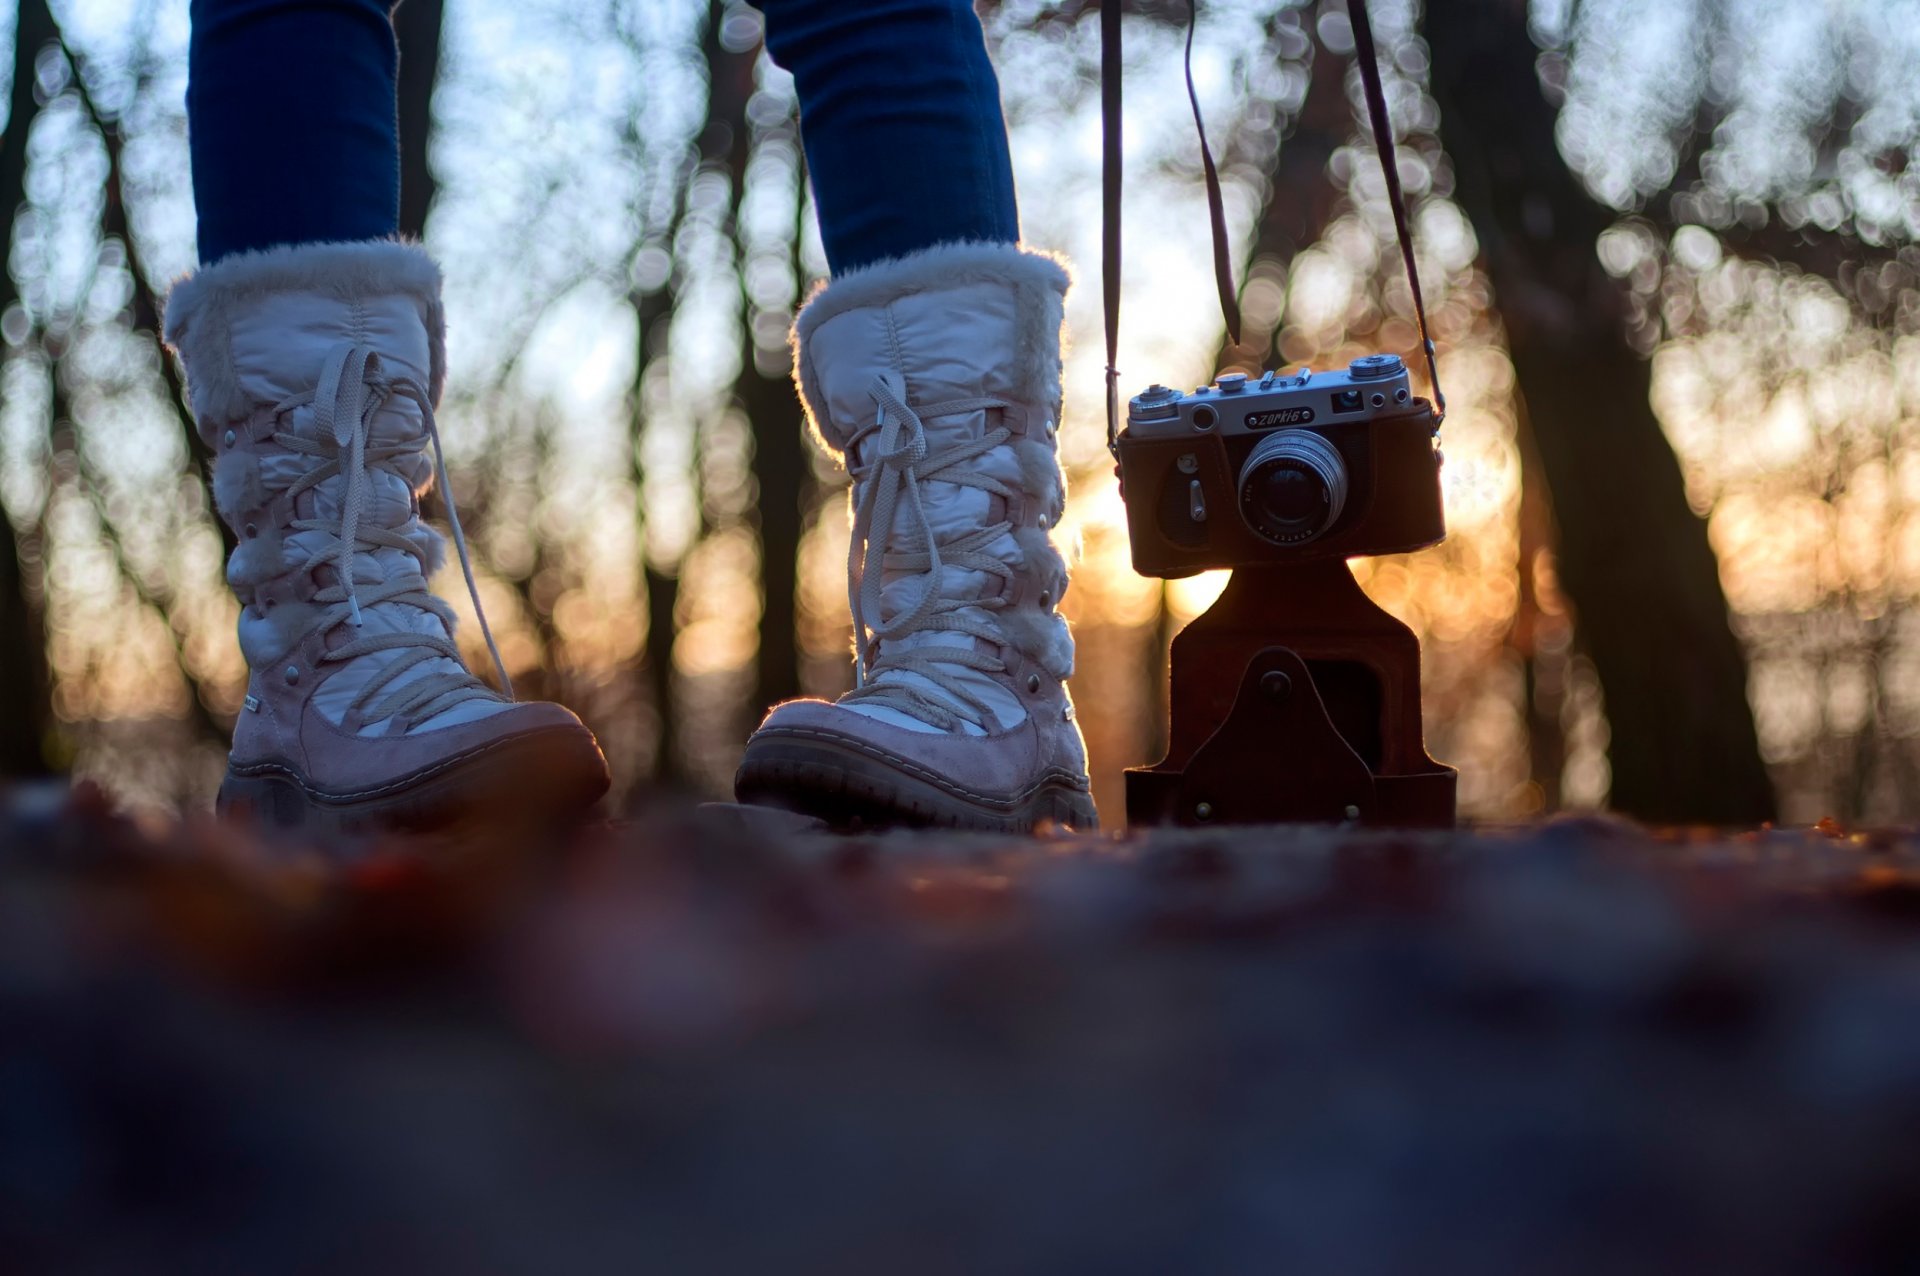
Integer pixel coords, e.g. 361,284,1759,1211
1237,430,1349,545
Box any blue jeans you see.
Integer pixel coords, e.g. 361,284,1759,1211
756,0,1019,272
189,0,403,264
187,0,1018,273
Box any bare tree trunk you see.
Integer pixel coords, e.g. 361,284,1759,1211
623,1,741,788
0,0,59,778
704,21,811,720
629,272,682,783
0,513,49,777
394,0,444,241
643,558,681,783
1509,394,1565,810
1426,0,1774,823
743,328,809,720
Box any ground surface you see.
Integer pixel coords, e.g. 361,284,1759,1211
5,785,1920,1274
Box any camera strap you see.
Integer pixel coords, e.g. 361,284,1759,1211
1345,0,1445,419
1186,0,1242,354
1102,0,1123,457
1102,0,1239,456
1100,0,1445,460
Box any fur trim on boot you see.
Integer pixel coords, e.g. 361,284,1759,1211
164,239,448,428
791,240,1070,458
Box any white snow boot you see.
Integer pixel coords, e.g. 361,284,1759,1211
735,242,1097,831
164,240,608,831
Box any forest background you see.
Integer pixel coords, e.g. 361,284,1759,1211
2,0,1916,828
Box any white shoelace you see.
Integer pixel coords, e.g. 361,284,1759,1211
841,372,1018,732
263,341,513,731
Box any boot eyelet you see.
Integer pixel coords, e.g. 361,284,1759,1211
223,429,237,447
1025,674,1041,694
244,522,258,539
284,665,299,685
1038,590,1052,609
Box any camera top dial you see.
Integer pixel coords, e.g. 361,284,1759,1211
1125,355,1413,439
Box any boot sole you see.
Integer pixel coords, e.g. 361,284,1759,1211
734,732,1098,834
218,724,610,836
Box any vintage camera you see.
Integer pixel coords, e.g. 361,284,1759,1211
1116,354,1445,578
1117,352,1456,829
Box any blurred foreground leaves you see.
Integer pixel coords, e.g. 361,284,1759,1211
5,787,1920,1272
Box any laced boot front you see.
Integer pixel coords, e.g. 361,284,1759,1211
165,241,608,831
736,242,1096,831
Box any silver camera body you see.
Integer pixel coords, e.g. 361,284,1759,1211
1127,355,1416,440
1116,354,1441,576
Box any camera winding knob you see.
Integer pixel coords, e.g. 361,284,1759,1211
1347,353,1405,381
1129,383,1183,422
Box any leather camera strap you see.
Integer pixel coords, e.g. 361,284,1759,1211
1101,0,1446,457
1186,0,1242,353
1102,0,1123,455
1345,0,1445,418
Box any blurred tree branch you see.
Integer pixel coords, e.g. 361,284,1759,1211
54,32,231,748
1655,153,1903,289
58,29,232,559
52,378,231,749
1216,9,1347,371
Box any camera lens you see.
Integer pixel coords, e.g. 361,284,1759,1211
1237,430,1349,545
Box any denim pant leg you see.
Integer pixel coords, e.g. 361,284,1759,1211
188,0,402,264
755,0,1020,275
